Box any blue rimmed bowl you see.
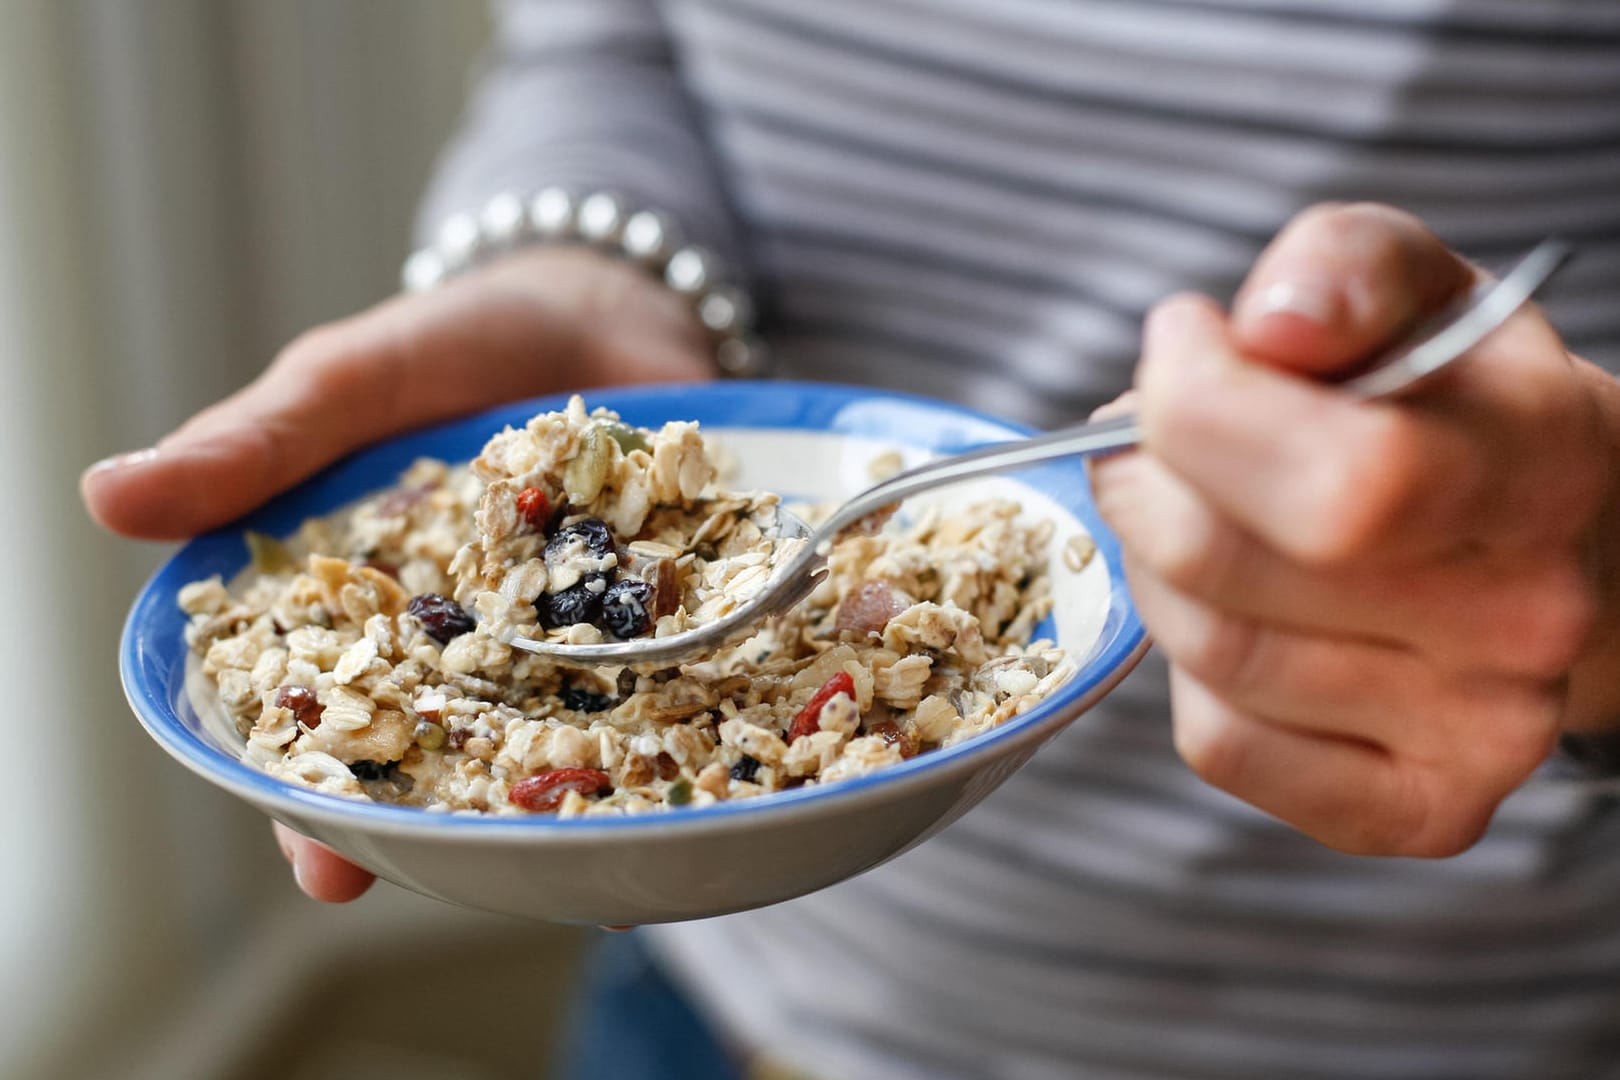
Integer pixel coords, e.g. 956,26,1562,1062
121,382,1146,924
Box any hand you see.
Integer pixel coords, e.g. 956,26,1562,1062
82,246,712,538
85,247,713,899
1092,202,1620,857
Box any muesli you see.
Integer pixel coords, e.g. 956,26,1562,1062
180,397,1075,817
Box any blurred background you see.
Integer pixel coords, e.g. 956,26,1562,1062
2,3,590,1077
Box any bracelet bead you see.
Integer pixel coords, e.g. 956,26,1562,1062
404,189,766,379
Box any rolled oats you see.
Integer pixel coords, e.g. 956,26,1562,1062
183,398,1077,816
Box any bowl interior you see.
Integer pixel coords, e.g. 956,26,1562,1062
121,382,1144,834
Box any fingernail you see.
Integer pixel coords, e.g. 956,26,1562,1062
1242,278,1341,327
85,447,160,475
291,853,311,895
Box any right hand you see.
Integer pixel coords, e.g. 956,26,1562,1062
84,246,714,900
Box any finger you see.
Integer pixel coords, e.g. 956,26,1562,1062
1128,555,1566,776
1124,552,1424,747
1168,667,1494,857
1092,444,1597,680
1230,202,1475,376
1135,293,1596,567
274,824,376,903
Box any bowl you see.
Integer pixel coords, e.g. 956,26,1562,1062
121,382,1147,924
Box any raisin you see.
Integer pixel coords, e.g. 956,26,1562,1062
407,593,476,644
509,767,613,812
561,687,614,713
617,668,640,698
274,685,324,729
866,720,919,759
544,518,615,565
729,755,762,783
601,578,655,638
349,760,395,781
541,582,602,628
788,671,857,743
516,486,551,530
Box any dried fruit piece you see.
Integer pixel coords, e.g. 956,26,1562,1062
509,767,612,812
516,487,551,530
601,579,655,638
788,671,857,743
545,517,614,562
649,558,681,619
349,760,395,781
541,583,601,628
561,687,614,713
407,593,476,644
729,755,761,783
865,720,919,759
835,581,909,635
274,685,324,729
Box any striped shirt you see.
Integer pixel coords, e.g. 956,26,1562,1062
422,2,1620,1077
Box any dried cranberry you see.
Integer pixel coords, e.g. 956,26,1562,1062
407,593,476,644
561,687,614,713
509,767,613,812
601,579,655,638
274,685,323,729
729,755,762,783
516,487,551,530
540,583,602,628
788,671,857,743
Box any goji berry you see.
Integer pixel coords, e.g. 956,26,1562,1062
516,486,551,530
509,767,612,812
788,671,856,743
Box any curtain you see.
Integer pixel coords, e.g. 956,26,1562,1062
2,4,588,1077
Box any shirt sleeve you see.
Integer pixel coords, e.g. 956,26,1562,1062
415,0,746,268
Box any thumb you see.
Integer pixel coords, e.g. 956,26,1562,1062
1230,202,1476,378
80,256,705,541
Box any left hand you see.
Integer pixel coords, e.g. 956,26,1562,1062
1091,202,1620,857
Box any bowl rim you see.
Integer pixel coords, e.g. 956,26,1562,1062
121,381,1146,841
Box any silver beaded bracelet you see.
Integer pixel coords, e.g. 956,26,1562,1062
401,188,767,378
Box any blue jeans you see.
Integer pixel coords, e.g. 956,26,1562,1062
552,930,745,1080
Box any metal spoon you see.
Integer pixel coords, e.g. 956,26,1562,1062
512,238,1572,667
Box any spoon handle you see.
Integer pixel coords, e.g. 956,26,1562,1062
819,238,1573,539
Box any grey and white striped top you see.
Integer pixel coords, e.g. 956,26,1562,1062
422,2,1620,1077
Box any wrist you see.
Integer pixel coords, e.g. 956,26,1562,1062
405,189,766,379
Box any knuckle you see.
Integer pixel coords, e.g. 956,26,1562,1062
1509,562,1597,678
1173,615,1267,700
1289,413,1426,566
1363,771,1489,858
1172,710,1247,791
1140,504,1241,599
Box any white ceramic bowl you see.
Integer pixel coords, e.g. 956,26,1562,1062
122,382,1147,924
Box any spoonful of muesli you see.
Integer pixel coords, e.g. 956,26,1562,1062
509,239,1571,668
